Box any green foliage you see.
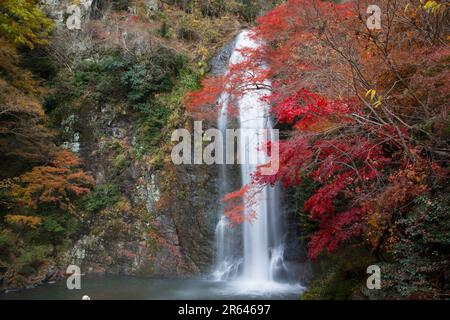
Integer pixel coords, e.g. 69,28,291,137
1,0,233,291
368,194,450,299
134,102,170,159
68,47,184,112
122,48,184,106
0,184,14,218
176,21,199,41
0,233,56,288
0,150,92,288
302,191,450,300
76,184,121,213
234,0,286,22
198,0,228,18
0,230,17,262
0,0,53,48
301,247,374,300
41,216,65,234
19,46,58,79
134,66,201,164
235,0,261,22
170,0,281,22
301,268,358,300
0,38,54,179
156,66,202,108
112,0,132,11
0,0,89,290
14,245,52,275
289,176,321,240
157,20,171,39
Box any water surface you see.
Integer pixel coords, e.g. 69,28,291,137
0,275,304,300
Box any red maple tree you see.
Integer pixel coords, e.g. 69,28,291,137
185,0,448,259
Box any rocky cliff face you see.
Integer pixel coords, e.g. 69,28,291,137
37,0,238,279
62,106,208,277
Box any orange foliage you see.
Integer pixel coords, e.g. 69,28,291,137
9,149,94,213
363,159,447,252
185,0,448,259
184,76,225,120
5,214,42,229
221,184,259,226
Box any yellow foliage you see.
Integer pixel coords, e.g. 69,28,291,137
115,200,132,212
373,96,383,108
0,0,54,49
365,89,376,101
301,118,342,133
365,89,382,108
0,39,44,117
5,215,42,229
423,1,445,15
8,150,94,213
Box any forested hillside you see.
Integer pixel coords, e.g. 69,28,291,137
0,0,275,292
187,0,449,299
0,0,448,300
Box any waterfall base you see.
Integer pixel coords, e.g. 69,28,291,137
222,280,305,297
212,29,304,291
0,275,305,300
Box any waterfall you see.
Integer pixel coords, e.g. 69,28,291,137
213,30,290,287
212,82,241,281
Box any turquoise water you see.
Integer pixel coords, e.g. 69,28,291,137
0,275,304,300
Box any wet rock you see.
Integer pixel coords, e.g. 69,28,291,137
112,127,126,139
145,0,159,11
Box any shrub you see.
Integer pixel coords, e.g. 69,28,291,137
14,245,52,276
301,247,374,300
76,183,121,213
69,47,185,112
112,0,133,11
368,194,450,299
157,20,171,38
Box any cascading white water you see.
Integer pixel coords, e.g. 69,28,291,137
213,77,241,281
213,31,294,289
